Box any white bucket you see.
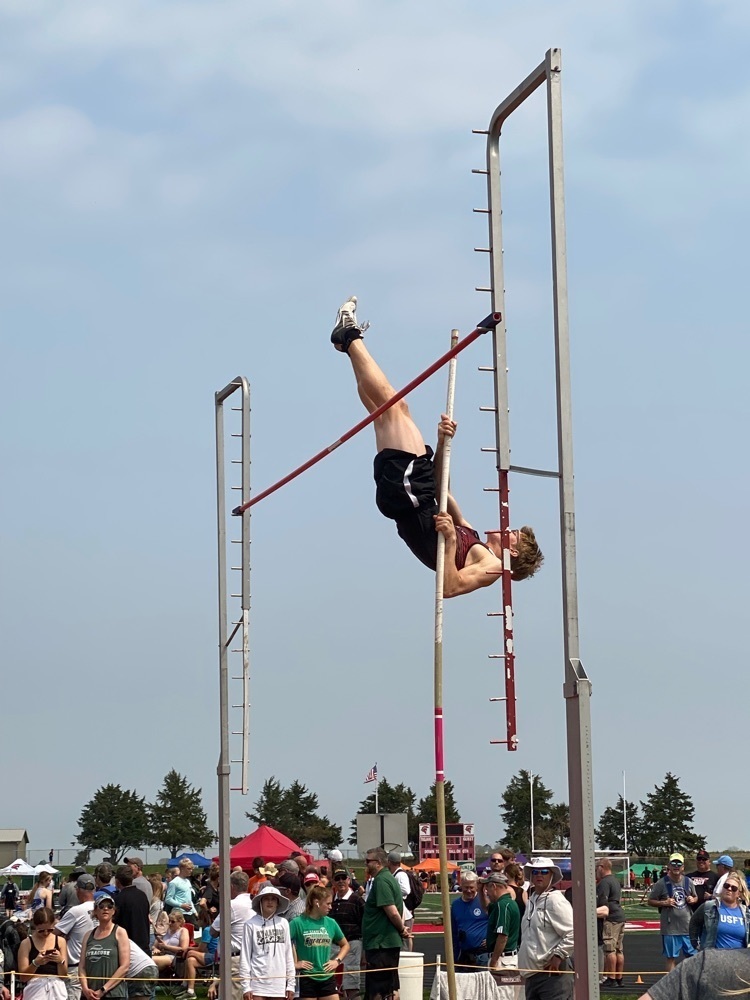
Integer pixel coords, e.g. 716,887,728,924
398,951,424,1000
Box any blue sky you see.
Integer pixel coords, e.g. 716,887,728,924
2,0,749,860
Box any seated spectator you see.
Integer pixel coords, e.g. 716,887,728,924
152,912,189,972
177,915,218,999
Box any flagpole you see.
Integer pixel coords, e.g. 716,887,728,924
375,767,379,816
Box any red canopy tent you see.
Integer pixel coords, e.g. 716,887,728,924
224,825,311,868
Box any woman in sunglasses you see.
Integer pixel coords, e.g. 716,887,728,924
79,895,130,1000
17,907,69,1000
689,871,750,951
152,910,190,971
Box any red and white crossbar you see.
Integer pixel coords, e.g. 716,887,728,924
231,312,501,516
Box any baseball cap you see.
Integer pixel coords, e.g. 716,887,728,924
333,869,349,879
480,872,509,886
669,853,685,864
303,873,320,886
124,857,144,868
696,850,710,861
95,895,115,909
715,855,734,867
76,875,95,890
277,873,301,894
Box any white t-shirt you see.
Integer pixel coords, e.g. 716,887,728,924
393,868,413,922
55,900,95,964
128,941,157,977
212,892,255,952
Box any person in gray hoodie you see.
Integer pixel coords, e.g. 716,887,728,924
239,885,294,1000
517,857,574,1000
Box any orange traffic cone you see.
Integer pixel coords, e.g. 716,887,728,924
635,975,644,985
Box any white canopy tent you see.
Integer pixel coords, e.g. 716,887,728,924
33,864,59,874
0,858,36,876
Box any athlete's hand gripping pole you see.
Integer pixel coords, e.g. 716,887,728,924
230,312,501,516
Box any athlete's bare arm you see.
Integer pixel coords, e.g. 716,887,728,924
434,512,502,598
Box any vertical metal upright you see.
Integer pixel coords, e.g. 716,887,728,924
215,376,251,1000
479,48,598,998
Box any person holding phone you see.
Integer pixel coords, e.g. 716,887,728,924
18,906,69,1000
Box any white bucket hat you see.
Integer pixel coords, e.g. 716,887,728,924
523,856,564,885
251,883,289,914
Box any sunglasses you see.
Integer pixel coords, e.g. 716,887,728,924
333,876,348,882
669,863,683,868
96,902,114,909
532,869,551,876
490,859,503,863
725,885,740,892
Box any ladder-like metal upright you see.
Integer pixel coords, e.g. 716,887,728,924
474,48,599,999
215,376,252,1000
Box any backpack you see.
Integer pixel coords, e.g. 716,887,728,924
0,919,20,973
401,869,424,912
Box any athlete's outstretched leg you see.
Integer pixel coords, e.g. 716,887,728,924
331,296,426,455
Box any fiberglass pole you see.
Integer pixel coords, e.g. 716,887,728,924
434,330,459,1000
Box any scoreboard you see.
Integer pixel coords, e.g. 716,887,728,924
419,822,475,862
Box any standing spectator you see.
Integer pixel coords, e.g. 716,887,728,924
94,863,117,902
713,856,735,899
689,872,750,950
330,869,365,1000
79,895,129,1000
648,853,698,972
210,870,254,1000
277,874,306,922
362,848,407,1000
480,872,521,994
58,871,86,917
123,941,158,1000
164,860,197,917
239,885,294,1000
147,876,165,941
29,872,54,912
56,874,96,1000
198,864,220,921
18,907,69,1000
636,949,750,1000
124,860,153,905
247,858,268,897
114,866,151,955
49,851,54,865
504,864,527,927
643,868,652,890
386,853,414,950
450,872,489,968
686,851,718,912
517,858,574,1000
1,879,18,919
289,885,348,1000
596,859,626,988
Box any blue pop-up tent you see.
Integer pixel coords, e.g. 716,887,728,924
166,852,212,868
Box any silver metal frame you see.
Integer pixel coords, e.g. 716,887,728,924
482,48,598,998
215,376,251,1000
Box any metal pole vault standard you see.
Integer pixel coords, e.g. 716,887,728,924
434,331,459,1000
231,315,501,516
482,48,598,998
215,376,251,1000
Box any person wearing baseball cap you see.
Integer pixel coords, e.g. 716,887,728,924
713,856,735,899
479,871,521,979
648,854,699,971
686,850,718,912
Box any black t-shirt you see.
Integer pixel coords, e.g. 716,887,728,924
1,884,18,904
114,885,151,954
596,874,625,923
685,869,718,910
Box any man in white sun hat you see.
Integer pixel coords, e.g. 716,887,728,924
517,857,574,999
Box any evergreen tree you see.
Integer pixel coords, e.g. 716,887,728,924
149,770,215,858
499,770,553,855
543,803,570,850
416,781,461,824
639,773,706,855
78,784,150,863
596,796,642,853
246,777,342,851
348,778,418,847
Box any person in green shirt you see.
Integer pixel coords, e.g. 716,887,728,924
362,848,407,1000
289,885,349,999
479,872,521,995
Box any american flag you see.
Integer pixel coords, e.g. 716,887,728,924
364,763,378,784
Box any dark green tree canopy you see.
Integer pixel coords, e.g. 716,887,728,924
149,770,215,858
499,770,554,855
248,777,342,851
638,773,705,855
596,796,642,853
78,784,150,863
417,781,461,824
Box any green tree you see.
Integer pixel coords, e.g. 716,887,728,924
499,770,553,855
149,770,215,858
78,784,150,863
596,796,642,853
639,773,706,855
542,803,570,850
247,777,342,851
347,778,418,848
416,781,461,824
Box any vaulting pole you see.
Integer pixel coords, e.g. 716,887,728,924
434,330,459,1000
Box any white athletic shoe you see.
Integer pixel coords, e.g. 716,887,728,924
331,295,369,352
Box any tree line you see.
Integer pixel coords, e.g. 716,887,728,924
75,770,214,865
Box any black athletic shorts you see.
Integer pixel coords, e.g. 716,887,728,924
373,447,438,570
364,947,400,999
300,976,337,998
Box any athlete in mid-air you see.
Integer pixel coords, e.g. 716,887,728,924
330,296,543,597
